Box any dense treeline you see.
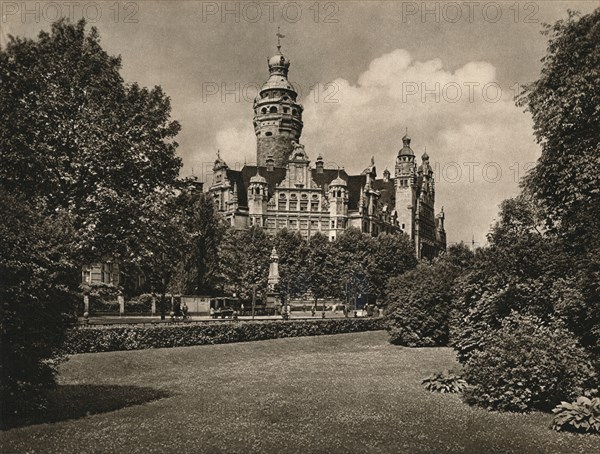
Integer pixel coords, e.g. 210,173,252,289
212,226,417,307
385,9,600,418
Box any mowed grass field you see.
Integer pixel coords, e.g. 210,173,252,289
1,331,598,454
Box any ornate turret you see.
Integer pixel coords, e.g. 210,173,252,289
396,131,416,180
328,170,348,239
213,149,228,172
315,154,324,173
254,29,304,168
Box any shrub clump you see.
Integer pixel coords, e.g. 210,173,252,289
463,313,597,412
422,371,467,394
551,397,600,434
62,318,385,354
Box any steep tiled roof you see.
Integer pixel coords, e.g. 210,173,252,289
347,175,366,211
373,178,396,207
241,166,286,199
310,168,347,190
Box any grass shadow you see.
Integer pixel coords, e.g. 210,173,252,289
3,384,171,430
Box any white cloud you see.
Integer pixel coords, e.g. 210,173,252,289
297,49,540,244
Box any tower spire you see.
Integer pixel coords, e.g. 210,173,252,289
276,27,285,53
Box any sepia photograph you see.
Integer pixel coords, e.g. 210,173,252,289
1,1,599,452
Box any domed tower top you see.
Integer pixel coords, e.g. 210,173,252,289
268,52,290,78
260,28,295,95
399,130,415,157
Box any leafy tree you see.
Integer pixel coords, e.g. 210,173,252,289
0,190,79,427
0,19,185,415
517,9,600,238
385,244,473,347
170,186,225,296
371,232,417,300
306,233,336,309
273,229,309,302
330,228,377,306
451,195,599,364
217,226,271,302
0,19,182,265
513,8,600,362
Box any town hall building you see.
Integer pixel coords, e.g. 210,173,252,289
208,40,446,260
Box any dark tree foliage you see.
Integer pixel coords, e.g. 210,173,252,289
452,198,600,365
385,243,473,347
273,229,309,301
306,232,336,307
371,233,418,298
0,19,184,420
170,187,225,296
216,226,271,302
463,313,597,413
330,228,377,304
452,197,566,362
0,19,182,263
0,191,79,427
517,9,600,238
514,9,600,363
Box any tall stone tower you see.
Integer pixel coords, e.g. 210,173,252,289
253,33,303,167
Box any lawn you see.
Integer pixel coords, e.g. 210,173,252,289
1,331,598,453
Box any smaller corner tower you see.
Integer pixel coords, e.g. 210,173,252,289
395,132,417,239
328,170,348,239
248,168,269,227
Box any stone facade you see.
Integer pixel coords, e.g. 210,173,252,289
208,45,446,259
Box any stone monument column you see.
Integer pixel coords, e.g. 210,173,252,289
266,247,280,313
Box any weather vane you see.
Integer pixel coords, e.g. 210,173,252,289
276,27,285,53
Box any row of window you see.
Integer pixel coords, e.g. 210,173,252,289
258,105,299,115
268,201,321,211
258,218,346,230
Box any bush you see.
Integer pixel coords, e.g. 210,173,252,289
422,371,467,394
126,293,153,313
89,298,119,314
385,262,457,347
62,318,385,354
551,397,600,434
463,313,597,412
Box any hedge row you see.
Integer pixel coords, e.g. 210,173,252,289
62,318,386,354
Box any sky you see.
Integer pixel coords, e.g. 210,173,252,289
2,1,599,245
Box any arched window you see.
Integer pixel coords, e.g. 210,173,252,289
311,197,319,211
269,106,277,113
300,199,308,211
265,131,272,136
278,193,286,210
261,107,267,114
292,109,298,115
283,96,289,101
289,194,298,211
